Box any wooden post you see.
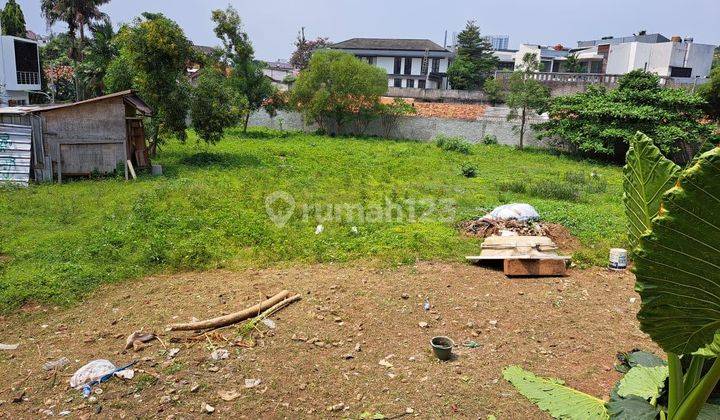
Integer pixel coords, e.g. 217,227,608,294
126,160,136,180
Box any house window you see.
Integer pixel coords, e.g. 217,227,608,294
366,56,376,65
670,66,692,78
404,58,412,75
432,58,440,73
421,58,429,75
393,78,402,87
590,61,603,73
393,57,402,74
406,79,415,88
418,79,426,89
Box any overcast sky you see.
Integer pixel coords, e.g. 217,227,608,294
14,0,720,61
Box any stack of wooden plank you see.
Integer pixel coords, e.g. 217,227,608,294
466,235,570,277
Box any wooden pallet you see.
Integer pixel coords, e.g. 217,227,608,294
466,256,570,277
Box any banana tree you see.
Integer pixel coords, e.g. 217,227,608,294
504,133,720,419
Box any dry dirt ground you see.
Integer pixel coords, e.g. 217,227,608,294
0,262,657,419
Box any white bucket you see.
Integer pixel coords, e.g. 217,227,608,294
609,248,628,270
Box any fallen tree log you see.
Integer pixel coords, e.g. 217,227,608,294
168,290,292,331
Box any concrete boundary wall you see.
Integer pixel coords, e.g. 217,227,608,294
247,109,546,147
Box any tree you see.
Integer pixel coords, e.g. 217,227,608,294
483,77,504,105
447,20,498,90
291,50,387,134
506,53,550,149
231,60,274,132
110,12,193,154
78,17,117,97
289,27,330,70
535,69,712,161
564,53,582,73
698,66,720,121
1,0,26,37
211,6,275,132
41,0,111,100
40,33,76,102
190,69,244,144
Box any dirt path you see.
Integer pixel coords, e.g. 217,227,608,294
0,262,657,419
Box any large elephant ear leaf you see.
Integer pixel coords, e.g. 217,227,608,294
623,132,681,250
635,147,720,354
503,365,609,420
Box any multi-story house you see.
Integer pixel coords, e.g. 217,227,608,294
505,33,715,81
330,38,453,89
0,35,41,105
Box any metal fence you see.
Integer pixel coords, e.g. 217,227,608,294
0,123,32,186
16,71,40,85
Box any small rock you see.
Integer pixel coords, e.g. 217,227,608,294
292,334,308,342
406,407,415,414
489,320,498,327
160,395,172,404
167,348,180,359
378,359,394,368
401,293,410,299
418,322,429,328
245,378,262,388
261,319,276,329
314,341,325,347
330,403,345,412
210,349,229,361
315,225,324,235
208,366,220,373
629,297,637,304
333,317,342,323
59,411,71,416
354,343,361,352
218,390,241,402
202,403,215,414
43,357,70,371
342,353,354,360
190,384,201,393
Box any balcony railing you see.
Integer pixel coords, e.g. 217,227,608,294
493,70,686,86
16,71,40,86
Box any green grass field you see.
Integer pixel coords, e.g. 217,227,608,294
0,128,626,311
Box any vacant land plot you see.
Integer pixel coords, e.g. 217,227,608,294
0,129,625,310
0,263,655,419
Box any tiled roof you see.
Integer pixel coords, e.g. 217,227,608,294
331,38,448,52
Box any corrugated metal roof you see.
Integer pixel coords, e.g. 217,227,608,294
33,90,152,115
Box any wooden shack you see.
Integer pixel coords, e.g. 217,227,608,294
0,90,152,183
37,90,152,181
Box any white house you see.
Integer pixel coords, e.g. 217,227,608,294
262,60,297,91
0,35,41,105
330,38,453,89
495,33,715,82
605,38,715,79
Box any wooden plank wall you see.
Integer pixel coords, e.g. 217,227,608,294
42,97,127,176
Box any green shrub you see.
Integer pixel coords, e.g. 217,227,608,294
482,134,498,145
585,176,608,194
529,181,582,202
435,134,472,154
461,163,478,178
497,180,527,193
483,78,505,105
564,171,588,184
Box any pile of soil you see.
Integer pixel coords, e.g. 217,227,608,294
0,263,653,419
460,218,582,252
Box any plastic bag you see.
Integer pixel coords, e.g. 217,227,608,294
69,360,117,389
487,203,540,222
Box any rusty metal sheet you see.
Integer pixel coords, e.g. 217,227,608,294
0,123,32,186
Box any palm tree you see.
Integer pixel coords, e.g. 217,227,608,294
79,17,116,97
41,0,110,99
